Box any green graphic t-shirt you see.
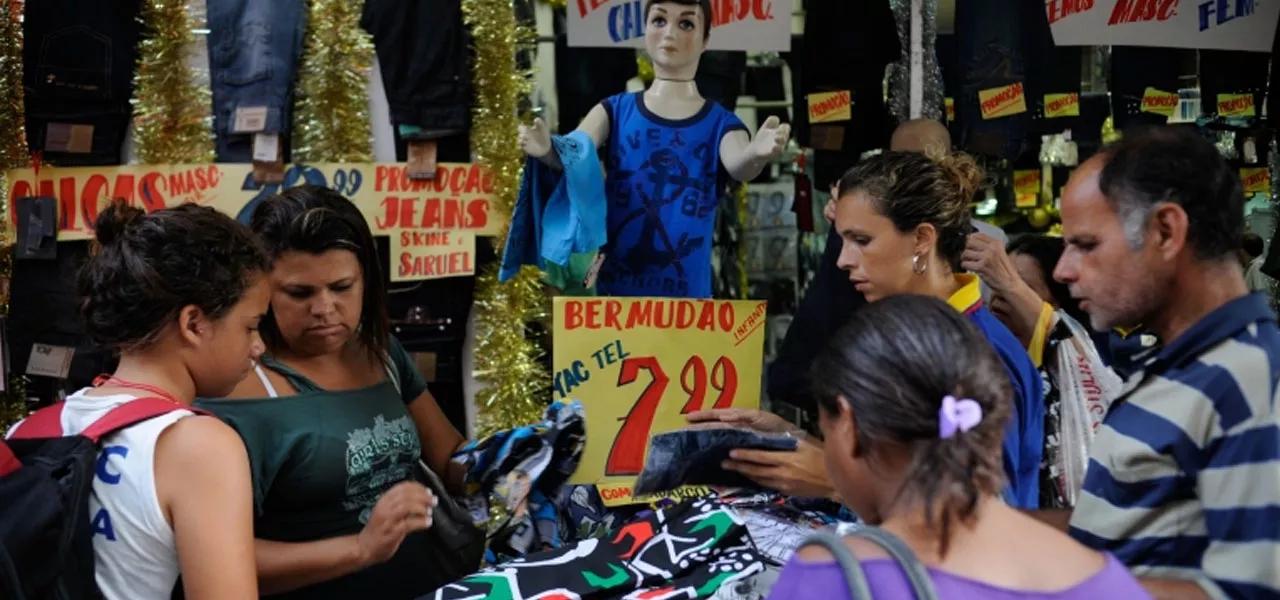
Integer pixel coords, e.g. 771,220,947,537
197,337,449,598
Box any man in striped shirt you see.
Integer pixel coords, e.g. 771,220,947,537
1051,126,1280,599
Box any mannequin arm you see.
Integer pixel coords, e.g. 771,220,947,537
521,104,611,171
719,116,790,182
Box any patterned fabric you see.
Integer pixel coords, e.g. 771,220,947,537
429,499,765,600
454,401,586,563
1069,294,1280,599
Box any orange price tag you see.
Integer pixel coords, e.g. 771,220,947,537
979,83,1027,120
554,298,766,506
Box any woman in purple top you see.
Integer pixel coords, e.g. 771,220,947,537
768,296,1149,600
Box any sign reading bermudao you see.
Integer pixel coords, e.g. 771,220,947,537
4,162,503,281
553,297,766,506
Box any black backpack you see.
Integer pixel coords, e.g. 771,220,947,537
0,398,198,599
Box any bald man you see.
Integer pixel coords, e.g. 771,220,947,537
769,119,1004,416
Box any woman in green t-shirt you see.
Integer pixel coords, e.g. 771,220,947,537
198,185,479,598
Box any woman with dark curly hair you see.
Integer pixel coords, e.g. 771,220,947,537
8,201,270,599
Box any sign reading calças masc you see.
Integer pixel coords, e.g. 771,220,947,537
568,0,793,51
553,297,766,505
4,162,503,282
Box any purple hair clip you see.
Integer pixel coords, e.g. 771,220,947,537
939,395,982,439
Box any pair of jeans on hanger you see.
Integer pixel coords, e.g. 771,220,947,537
206,0,307,163
23,0,140,166
954,0,1028,161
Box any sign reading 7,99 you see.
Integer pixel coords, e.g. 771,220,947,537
553,297,767,505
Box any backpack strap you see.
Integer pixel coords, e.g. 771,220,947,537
797,532,874,600
80,398,207,444
7,402,69,439
845,527,939,600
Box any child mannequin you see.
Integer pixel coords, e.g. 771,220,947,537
520,0,790,298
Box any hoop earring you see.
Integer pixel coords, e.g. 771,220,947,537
912,254,927,275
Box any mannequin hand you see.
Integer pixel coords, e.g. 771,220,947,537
518,118,553,158
722,437,835,499
750,116,791,162
686,408,798,434
961,233,1019,294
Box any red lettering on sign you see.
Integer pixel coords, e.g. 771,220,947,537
1046,0,1095,24
1108,0,1177,25
981,83,1025,115
606,354,741,476
563,300,739,333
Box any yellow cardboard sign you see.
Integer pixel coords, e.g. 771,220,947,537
1014,170,1041,208
1241,167,1270,194
807,90,852,123
391,229,475,281
554,297,766,506
1044,93,1080,118
1218,93,1257,117
4,162,502,241
1140,87,1179,117
979,83,1027,120
945,97,956,123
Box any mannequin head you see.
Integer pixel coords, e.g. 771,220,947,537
644,0,712,79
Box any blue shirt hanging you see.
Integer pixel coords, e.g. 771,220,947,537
598,92,747,298
501,131,608,284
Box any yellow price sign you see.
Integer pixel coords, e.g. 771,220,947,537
945,97,956,123
1044,93,1080,118
979,82,1027,120
1241,168,1270,195
1218,93,1257,118
807,90,852,124
553,297,766,505
1140,87,1179,117
1014,170,1042,208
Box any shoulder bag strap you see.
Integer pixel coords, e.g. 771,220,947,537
796,531,875,600
846,527,939,600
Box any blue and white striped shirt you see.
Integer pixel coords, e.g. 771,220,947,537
1069,293,1280,599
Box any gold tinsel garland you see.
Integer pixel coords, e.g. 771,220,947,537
292,0,374,163
133,0,214,164
0,1,27,430
462,0,548,438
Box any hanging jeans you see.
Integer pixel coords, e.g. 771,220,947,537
362,0,472,140
954,0,1027,161
23,0,140,166
206,0,307,163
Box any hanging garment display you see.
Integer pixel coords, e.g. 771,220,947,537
23,0,141,166
552,8,636,134
362,0,472,140
1109,46,1192,131
795,0,900,184
430,498,765,600
953,0,1028,161
206,0,307,162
